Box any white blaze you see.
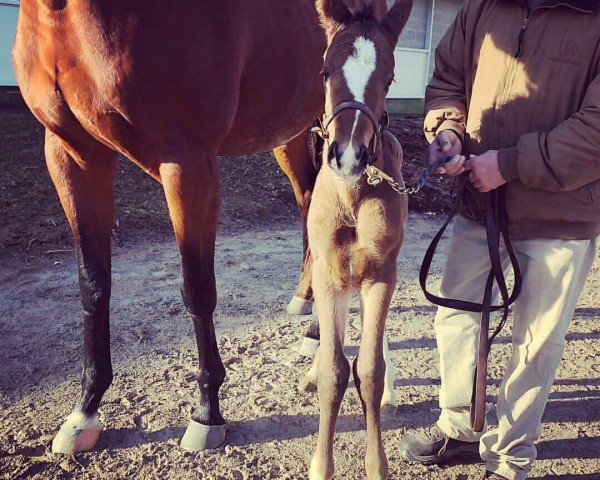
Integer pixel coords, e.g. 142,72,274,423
338,36,377,172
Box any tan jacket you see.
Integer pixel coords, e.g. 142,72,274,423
424,0,600,239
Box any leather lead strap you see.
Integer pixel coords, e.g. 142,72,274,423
420,175,522,433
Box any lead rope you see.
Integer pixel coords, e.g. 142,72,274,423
418,173,522,432
360,133,522,431
364,156,452,195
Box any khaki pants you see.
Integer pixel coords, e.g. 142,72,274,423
435,215,598,480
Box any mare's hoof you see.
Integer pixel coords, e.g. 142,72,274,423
298,375,317,393
297,336,320,359
52,412,102,454
180,419,226,451
287,296,313,315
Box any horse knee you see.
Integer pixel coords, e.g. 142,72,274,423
318,354,350,402
355,355,385,393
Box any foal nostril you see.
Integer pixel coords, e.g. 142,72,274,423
327,141,341,167
357,145,370,166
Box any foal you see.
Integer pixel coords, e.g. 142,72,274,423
307,1,412,479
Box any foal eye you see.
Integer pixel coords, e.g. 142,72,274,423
321,70,330,82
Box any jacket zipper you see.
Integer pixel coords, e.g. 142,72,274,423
514,3,592,58
515,11,531,58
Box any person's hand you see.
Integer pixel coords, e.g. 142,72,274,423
428,130,463,176
464,150,506,192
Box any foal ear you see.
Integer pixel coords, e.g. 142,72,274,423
316,0,353,38
381,0,413,47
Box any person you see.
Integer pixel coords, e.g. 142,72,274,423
397,0,600,479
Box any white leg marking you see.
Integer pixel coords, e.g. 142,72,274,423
52,411,103,454
381,331,398,408
288,295,314,316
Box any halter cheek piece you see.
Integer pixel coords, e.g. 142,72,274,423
313,101,389,165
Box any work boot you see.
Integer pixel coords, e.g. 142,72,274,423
399,424,480,465
483,472,509,479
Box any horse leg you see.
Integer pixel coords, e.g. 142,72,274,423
44,129,117,454
273,128,317,316
358,298,397,410
353,260,397,480
158,155,226,450
309,257,350,480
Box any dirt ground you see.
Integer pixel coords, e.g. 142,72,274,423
1,109,599,479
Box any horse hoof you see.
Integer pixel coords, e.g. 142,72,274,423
297,336,320,359
309,456,334,480
381,392,398,410
298,375,317,393
287,296,313,315
180,419,226,451
51,412,102,454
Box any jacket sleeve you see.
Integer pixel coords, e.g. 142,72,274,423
498,69,600,191
423,1,470,144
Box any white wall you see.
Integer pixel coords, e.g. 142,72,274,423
0,1,19,86
388,0,463,99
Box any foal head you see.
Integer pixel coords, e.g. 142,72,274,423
316,0,412,180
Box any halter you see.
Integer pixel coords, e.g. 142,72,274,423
312,100,389,165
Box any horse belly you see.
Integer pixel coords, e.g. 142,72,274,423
218,0,325,155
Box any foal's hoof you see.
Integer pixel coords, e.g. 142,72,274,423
381,391,398,409
298,375,317,393
287,296,313,315
180,419,226,451
51,412,102,454
297,336,320,359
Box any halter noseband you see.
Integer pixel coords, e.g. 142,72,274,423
314,100,389,165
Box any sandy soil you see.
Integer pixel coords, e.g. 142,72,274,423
1,214,599,480
1,109,599,479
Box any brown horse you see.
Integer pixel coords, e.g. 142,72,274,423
12,0,330,453
305,1,411,478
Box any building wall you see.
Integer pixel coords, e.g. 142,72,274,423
0,1,19,86
428,0,463,78
398,0,429,50
385,0,462,99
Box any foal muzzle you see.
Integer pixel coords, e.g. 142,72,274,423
313,101,389,175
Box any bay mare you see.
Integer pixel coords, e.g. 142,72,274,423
11,0,395,456
12,0,329,453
